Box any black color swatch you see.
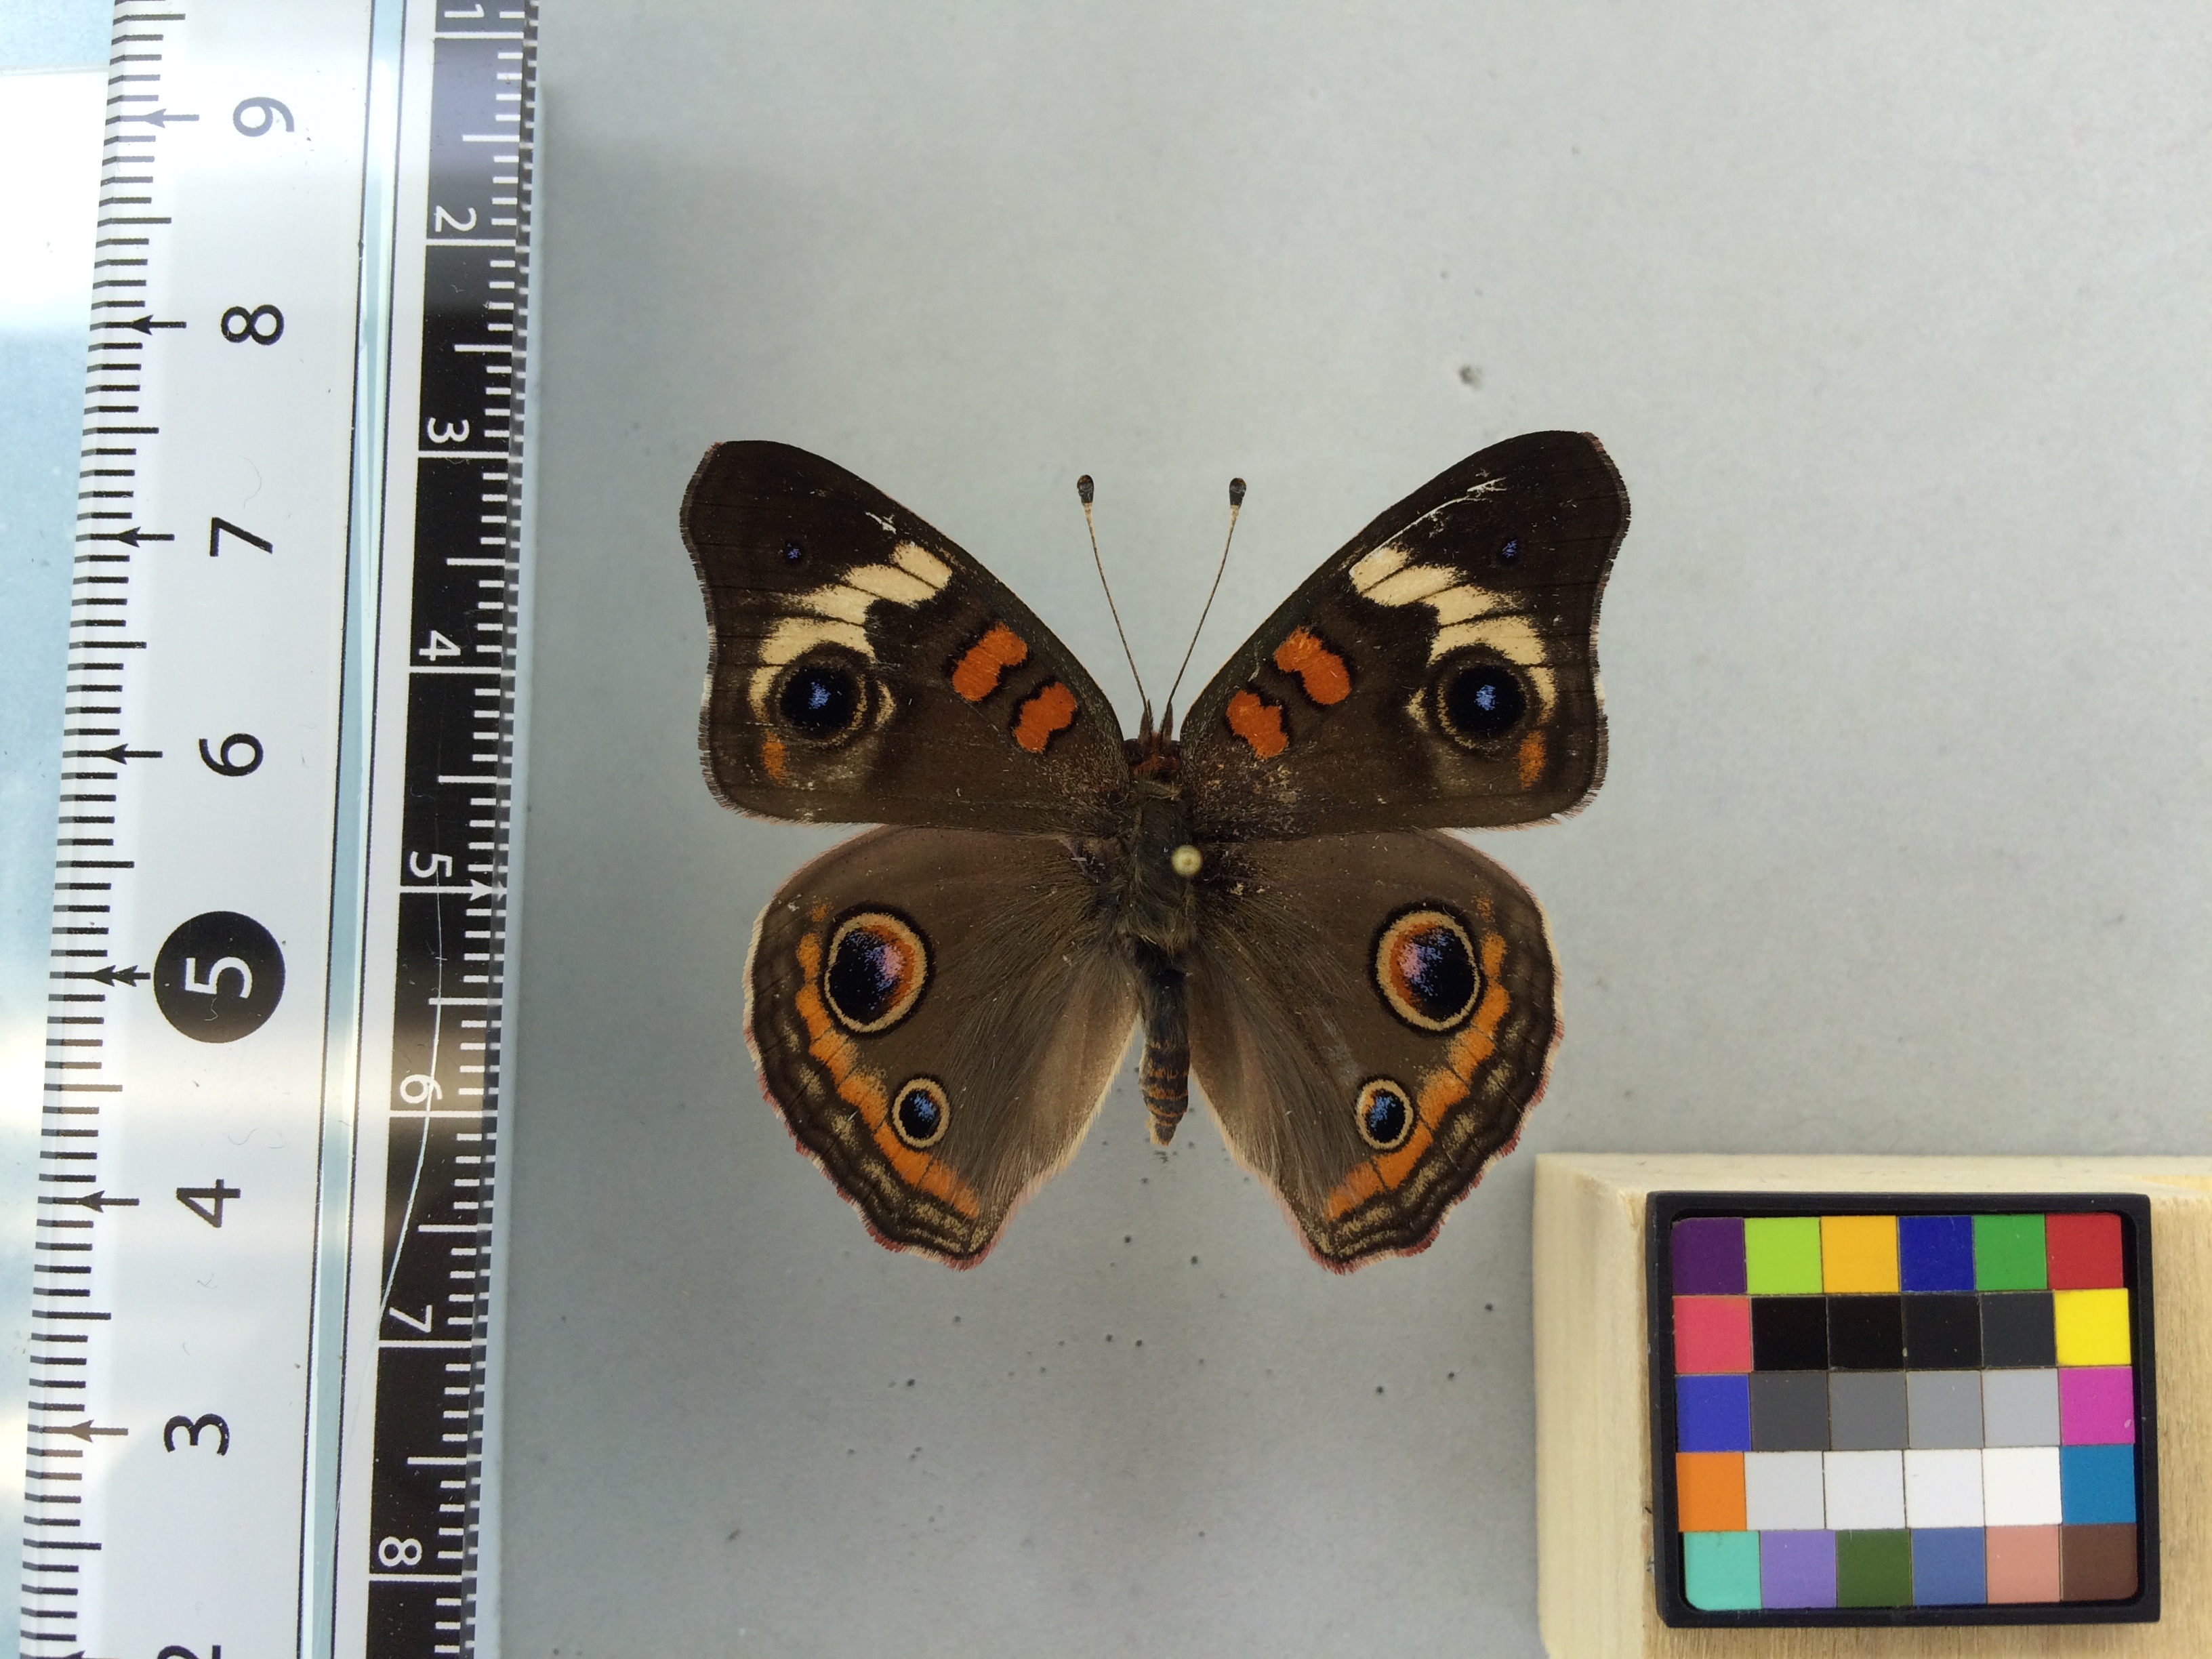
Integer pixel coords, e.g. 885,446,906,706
1982,1292,2058,1368
1751,1295,1829,1371
1828,1294,1904,1370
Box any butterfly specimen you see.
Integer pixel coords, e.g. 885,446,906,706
681,432,1626,1269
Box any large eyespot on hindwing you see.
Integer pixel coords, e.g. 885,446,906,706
822,908,930,1034
769,649,876,747
891,1076,950,1149
1428,649,1530,750
1354,1078,1416,1151
1373,905,1481,1032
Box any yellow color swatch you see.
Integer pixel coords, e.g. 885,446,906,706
1821,1214,1900,1293
2053,1288,2131,1366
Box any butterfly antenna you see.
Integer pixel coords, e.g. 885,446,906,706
1165,476,1246,714
1078,474,1149,711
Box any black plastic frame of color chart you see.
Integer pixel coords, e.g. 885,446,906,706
1645,1191,2159,1629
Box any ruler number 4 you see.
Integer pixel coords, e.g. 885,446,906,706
177,1179,242,1227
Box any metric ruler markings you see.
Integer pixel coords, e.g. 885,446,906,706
349,7,539,1657
32,2,386,1658
18,1,542,1656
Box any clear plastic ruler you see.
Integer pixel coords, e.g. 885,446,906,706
22,2,538,1656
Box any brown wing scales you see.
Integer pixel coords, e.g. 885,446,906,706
747,825,1139,1263
1181,431,1627,840
684,442,1128,832
1187,831,1557,1269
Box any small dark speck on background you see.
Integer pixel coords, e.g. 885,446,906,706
1375,1385,1385,1395
904,1378,915,1387
1485,1303,1494,1311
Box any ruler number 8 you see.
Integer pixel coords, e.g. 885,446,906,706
220,304,284,346
378,1536,424,1568
232,96,295,136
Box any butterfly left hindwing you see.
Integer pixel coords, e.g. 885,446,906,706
747,825,1139,1264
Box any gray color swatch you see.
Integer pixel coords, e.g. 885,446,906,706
1906,1370,1983,1448
1829,1372,1910,1451
1982,1368,2062,1448
1750,1371,1831,1452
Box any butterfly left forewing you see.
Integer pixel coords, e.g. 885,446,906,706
684,441,1128,834
1186,830,1557,1269
1181,431,1627,841
747,824,1140,1264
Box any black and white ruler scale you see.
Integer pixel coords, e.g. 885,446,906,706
24,2,538,1656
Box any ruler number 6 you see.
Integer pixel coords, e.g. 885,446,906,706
200,733,264,777
232,95,294,136
378,1536,424,1568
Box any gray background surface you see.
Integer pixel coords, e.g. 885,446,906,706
5,3,2207,1656
506,5,2208,1654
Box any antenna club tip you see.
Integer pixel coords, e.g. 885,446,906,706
1229,478,1247,506
1077,475,1094,505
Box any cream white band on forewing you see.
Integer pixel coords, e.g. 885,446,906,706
747,540,954,718
1347,541,1557,716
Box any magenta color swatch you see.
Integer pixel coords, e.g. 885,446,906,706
2060,1367,2136,1445
1673,1217,1746,1294
1675,1296,1753,1374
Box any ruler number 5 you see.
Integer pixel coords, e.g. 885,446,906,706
232,95,293,136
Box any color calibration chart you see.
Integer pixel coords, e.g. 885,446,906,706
1647,1195,2157,1627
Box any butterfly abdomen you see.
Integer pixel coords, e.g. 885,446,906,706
1136,966,1190,1147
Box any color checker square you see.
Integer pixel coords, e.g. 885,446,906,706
1651,1193,2156,1628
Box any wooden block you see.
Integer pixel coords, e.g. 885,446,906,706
1534,1155,2212,1658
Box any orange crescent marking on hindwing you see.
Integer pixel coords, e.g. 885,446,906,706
1272,626,1352,706
1516,731,1547,788
1326,931,1516,1218
950,621,1029,702
1012,680,1079,753
1324,1160,1385,1221
794,930,980,1216
1225,689,1288,758
761,733,790,782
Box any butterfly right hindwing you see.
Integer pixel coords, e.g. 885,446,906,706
1186,829,1558,1269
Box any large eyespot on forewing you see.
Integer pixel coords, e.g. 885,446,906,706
1427,649,1532,750
822,908,930,1034
769,649,876,747
1372,905,1481,1032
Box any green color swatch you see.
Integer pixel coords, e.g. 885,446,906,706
1744,1216,1823,1294
1684,1532,1761,1611
1974,1213,2048,1290
1837,1530,1914,1607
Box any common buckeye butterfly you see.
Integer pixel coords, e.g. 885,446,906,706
682,433,1626,1269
